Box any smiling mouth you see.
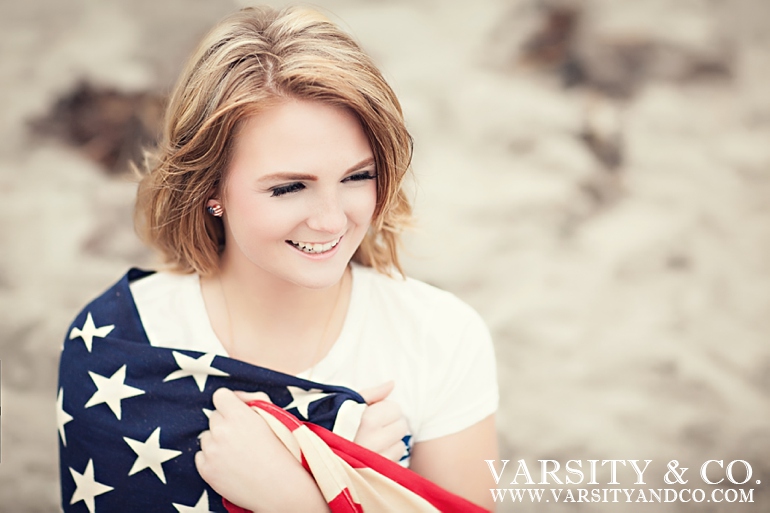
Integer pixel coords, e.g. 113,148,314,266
287,236,342,254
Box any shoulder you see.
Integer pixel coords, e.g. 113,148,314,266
350,265,498,442
128,268,198,301
354,267,491,361
354,266,481,326
127,269,222,352
64,268,155,348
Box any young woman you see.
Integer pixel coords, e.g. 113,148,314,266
59,6,498,512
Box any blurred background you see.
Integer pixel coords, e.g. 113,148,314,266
1,0,769,511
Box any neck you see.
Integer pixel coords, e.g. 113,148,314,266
217,252,345,323
203,251,351,373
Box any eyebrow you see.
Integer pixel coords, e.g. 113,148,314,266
257,157,375,183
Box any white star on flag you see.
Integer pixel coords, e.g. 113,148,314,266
284,386,331,419
85,365,145,420
173,490,214,513
123,427,182,484
57,387,74,446
69,459,113,513
69,312,114,352
164,352,229,392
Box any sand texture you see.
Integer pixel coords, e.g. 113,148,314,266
1,0,769,511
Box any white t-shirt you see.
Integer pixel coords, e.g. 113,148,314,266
129,263,498,443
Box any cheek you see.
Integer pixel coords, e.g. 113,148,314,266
347,183,378,223
227,194,299,242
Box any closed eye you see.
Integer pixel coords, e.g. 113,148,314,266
269,171,375,196
270,182,305,197
342,171,377,183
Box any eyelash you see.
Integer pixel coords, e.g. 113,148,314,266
270,182,305,197
269,172,377,197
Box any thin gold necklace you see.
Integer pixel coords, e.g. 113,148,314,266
218,270,346,378
307,272,345,381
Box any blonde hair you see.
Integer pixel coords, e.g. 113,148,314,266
135,6,413,277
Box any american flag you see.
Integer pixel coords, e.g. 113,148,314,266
58,269,487,512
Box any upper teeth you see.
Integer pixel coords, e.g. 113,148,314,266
290,237,341,253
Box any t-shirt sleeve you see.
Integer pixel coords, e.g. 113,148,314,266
415,301,499,442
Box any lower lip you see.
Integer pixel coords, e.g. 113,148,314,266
286,237,343,260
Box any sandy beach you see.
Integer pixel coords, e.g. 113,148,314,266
1,0,769,511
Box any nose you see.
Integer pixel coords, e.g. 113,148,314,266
306,190,347,235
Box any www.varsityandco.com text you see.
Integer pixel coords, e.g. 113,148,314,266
485,459,759,504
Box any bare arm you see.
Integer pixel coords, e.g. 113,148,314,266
409,414,499,511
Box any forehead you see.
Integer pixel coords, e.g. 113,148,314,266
228,99,373,177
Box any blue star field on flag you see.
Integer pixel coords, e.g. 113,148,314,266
58,269,378,513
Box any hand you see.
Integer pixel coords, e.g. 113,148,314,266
195,389,329,512
195,388,278,509
353,381,409,462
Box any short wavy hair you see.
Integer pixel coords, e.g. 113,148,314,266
135,5,413,277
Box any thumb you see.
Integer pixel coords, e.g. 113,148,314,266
359,381,395,405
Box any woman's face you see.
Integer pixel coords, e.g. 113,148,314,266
219,99,377,289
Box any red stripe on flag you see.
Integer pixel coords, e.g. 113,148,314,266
247,400,303,432
327,487,364,513
222,500,250,513
306,423,489,513
223,399,490,513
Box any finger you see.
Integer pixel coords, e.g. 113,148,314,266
212,387,251,418
385,417,410,441
359,400,402,426
358,381,395,405
194,450,218,487
198,430,212,451
207,410,225,431
194,450,206,473
382,440,407,462
233,390,272,404
212,388,235,409
356,418,410,453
